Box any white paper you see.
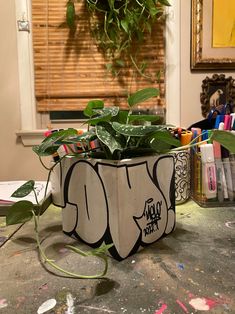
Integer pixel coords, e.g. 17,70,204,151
0,181,51,204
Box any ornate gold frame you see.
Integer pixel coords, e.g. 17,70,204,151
191,0,235,70
200,74,235,117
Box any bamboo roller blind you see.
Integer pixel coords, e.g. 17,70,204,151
31,0,166,112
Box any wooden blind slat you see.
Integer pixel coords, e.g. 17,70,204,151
32,0,166,112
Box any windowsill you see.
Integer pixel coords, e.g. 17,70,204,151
16,130,48,146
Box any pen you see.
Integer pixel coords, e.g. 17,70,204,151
180,130,193,146
214,115,224,129
191,128,202,198
201,130,208,141
221,148,234,201
200,144,217,199
207,130,213,144
224,115,231,131
220,122,234,201
230,130,235,200
230,113,235,130
213,140,225,203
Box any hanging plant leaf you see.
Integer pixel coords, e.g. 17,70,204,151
11,180,35,198
121,19,128,33
211,130,235,153
66,0,76,28
84,100,104,117
115,59,125,67
146,0,158,17
112,122,166,137
158,0,171,6
6,201,34,225
96,122,124,155
128,87,159,107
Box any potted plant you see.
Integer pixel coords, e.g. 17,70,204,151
6,87,235,277
48,87,180,262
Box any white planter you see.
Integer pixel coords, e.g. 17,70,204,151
51,154,175,260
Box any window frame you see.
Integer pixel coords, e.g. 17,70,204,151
15,0,180,146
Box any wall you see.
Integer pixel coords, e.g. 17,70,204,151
0,0,234,180
180,1,234,128
0,0,47,181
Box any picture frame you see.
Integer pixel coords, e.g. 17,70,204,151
191,0,235,70
200,74,235,117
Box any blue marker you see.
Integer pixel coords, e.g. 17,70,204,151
214,115,224,129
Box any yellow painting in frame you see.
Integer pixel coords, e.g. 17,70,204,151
212,0,235,47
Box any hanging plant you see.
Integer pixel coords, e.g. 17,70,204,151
66,0,170,80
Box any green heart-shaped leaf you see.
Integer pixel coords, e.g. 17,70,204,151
6,201,34,225
84,100,104,117
11,180,35,198
96,122,124,154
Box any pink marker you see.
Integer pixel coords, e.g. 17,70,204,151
213,141,226,202
224,115,231,131
200,144,217,199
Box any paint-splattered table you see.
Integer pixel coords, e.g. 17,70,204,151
0,201,234,314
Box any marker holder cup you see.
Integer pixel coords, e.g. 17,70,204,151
171,150,191,204
190,152,235,207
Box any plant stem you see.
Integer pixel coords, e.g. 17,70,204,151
130,54,154,81
171,139,209,152
32,211,109,279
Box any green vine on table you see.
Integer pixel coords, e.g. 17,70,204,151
6,172,113,279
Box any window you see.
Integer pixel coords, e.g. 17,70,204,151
32,0,166,112
15,0,180,145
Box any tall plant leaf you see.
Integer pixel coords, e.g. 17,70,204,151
112,122,166,137
128,87,159,107
96,122,124,155
149,130,181,147
113,110,129,124
211,130,235,153
149,130,181,152
87,107,119,125
33,128,77,156
129,114,160,123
